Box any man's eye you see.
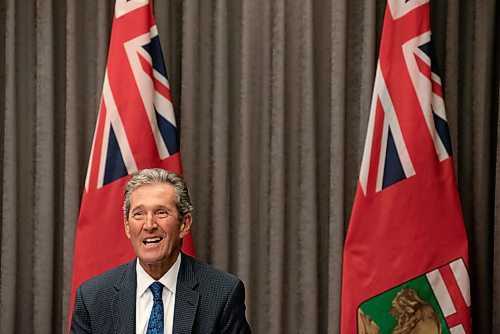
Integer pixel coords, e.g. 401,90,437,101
132,211,145,219
156,210,169,218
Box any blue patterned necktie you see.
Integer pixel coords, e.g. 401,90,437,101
147,282,164,334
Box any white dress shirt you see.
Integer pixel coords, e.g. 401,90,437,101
135,253,181,334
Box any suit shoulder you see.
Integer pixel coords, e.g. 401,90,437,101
78,260,135,296
187,254,238,279
178,254,250,333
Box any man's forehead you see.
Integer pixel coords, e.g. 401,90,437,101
130,182,173,194
129,183,175,203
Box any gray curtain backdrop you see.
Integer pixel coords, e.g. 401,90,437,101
0,0,498,333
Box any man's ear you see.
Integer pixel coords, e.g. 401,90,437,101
179,213,192,239
124,218,131,239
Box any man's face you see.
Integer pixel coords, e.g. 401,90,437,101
124,182,191,269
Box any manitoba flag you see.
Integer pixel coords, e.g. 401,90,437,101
341,0,471,333
70,0,194,321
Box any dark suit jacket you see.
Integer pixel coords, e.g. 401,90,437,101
71,252,251,333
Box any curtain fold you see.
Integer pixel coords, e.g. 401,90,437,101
267,1,286,332
1,1,18,332
34,1,55,332
0,1,498,333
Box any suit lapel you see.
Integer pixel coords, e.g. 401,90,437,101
173,253,200,334
111,259,137,334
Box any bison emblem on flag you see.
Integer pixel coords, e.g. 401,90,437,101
357,259,471,334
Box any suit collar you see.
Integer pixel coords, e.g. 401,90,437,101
111,259,137,334
107,255,200,334
173,253,200,334
178,252,199,289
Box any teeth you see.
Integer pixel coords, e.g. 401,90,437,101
143,237,163,245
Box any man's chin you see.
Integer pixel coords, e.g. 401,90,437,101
138,257,166,266
137,252,176,267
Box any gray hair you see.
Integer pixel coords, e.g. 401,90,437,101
123,168,193,220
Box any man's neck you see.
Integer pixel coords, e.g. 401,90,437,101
139,251,181,280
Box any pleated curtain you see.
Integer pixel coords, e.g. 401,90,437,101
0,0,498,333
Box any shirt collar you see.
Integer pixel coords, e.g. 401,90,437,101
136,252,182,297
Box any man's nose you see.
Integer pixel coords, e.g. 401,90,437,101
143,213,158,230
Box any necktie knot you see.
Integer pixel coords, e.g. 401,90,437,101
150,282,163,301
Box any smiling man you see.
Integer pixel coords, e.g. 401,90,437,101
71,168,251,334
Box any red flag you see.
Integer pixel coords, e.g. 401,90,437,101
69,0,194,324
341,1,471,333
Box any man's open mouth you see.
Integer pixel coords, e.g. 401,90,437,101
143,237,163,245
